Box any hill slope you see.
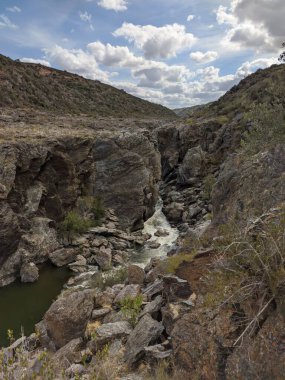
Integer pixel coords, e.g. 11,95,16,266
0,54,175,119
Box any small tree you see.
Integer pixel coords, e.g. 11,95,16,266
278,42,285,63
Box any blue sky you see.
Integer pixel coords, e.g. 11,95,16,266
0,0,283,108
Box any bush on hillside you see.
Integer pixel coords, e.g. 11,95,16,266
204,207,285,343
241,104,285,155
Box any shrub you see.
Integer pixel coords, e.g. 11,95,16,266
202,174,216,201
241,104,285,156
204,207,285,344
119,294,143,327
58,210,94,243
77,196,105,225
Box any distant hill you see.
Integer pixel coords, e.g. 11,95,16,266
0,54,176,119
173,103,213,118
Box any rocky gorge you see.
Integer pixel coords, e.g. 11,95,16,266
0,57,285,379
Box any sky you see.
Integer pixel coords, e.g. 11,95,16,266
0,0,284,108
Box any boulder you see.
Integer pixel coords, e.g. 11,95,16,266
178,146,206,185
52,338,84,371
128,265,145,285
154,228,169,237
68,255,88,273
93,321,132,348
148,241,161,249
114,284,141,304
92,308,111,320
20,262,39,283
144,344,172,360
49,248,78,267
124,314,164,365
143,279,164,300
95,247,112,271
162,275,192,302
42,289,94,348
139,295,164,318
95,288,116,307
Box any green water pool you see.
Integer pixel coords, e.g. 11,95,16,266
0,265,70,347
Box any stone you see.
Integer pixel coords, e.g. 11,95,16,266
188,206,202,219
144,344,172,360
65,364,85,377
95,288,116,307
20,262,39,283
124,314,164,365
162,275,192,302
128,265,145,285
139,295,164,318
95,247,112,271
143,279,164,300
148,241,161,249
114,284,141,304
92,308,111,320
154,228,169,237
52,338,83,371
178,146,206,185
42,289,94,348
94,321,132,348
49,248,78,267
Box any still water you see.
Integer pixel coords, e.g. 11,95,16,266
0,264,70,347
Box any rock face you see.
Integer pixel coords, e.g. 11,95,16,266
42,290,94,348
211,145,285,227
0,130,161,285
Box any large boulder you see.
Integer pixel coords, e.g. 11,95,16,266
20,262,39,283
124,314,164,365
49,248,78,267
128,265,145,285
42,289,94,348
178,146,206,185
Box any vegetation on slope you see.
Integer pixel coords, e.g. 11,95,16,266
0,54,176,119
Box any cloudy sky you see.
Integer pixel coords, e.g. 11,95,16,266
0,0,284,108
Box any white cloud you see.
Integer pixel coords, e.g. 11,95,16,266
187,15,195,22
190,51,218,64
20,58,51,66
98,0,128,12
79,11,92,23
43,45,110,82
114,22,197,59
42,39,278,109
6,6,21,13
0,14,18,29
79,11,94,30
88,41,143,67
216,0,285,53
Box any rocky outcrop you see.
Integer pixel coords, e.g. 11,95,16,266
0,129,161,285
41,289,94,349
211,144,285,227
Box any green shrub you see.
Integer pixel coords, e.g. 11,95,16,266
202,174,216,201
58,210,94,243
165,252,196,274
241,104,285,156
77,196,105,225
119,295,143,327
204,208,285,342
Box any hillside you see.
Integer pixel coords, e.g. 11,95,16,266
174,64,285,120
0,54,176,119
